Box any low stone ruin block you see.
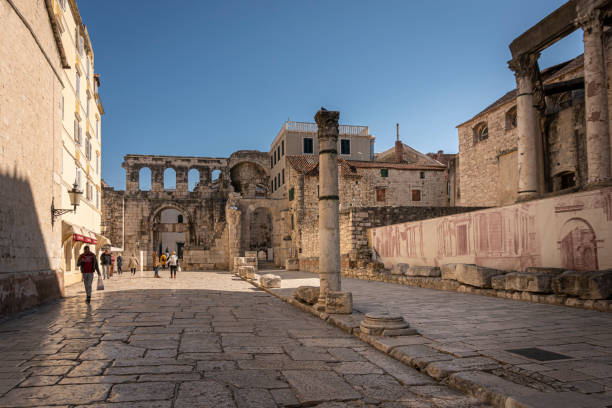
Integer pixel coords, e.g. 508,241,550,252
406,266,441,277
440,264,460,280
286,258,299,271
552,270,612,300
238,266,255,280
505,271,557,293
391,263,410,275
326,291,353,314
456,264,505,288
293,286,319,305
260,274,281,289
491,274,506,290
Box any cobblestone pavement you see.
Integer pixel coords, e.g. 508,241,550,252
270,271,612,405
0,271,489,408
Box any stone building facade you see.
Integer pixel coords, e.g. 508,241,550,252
0,0,68,315
283,153,451,267
458,0,612,207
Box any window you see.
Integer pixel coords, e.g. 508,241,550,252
271,180,274,192
412,189,421,201
282,169,285,185
270,156,273,169
76,168,82,190
505,106,517,130
85,182,91,201
86,96,90,117
274,150,277,165
177,214,184,223
420,171,425,179
96,190,99,209
74,119,82,145
376,188,386,202
86,56,90,79
277,146,281,162
96,118,99,139
86,138,91,160
96,155,99,174
303,137,313,154
277,173,280,188
274,177,277,191
59,0,66,10
473,122,488,144
75,70,80,99
340,139,350,155
288,187,294,201
281,140,284,156
381,168,389,178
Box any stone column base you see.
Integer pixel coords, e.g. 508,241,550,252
360,312,418,336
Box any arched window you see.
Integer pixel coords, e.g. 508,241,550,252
164,168,176,190
473,122,488,144
505,106,517,130
177,214,184,223
212,169,221,181
188,168,200,192
139,167,151,191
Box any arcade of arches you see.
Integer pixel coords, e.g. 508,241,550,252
102,151,288,270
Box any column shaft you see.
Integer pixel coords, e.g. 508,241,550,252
582,12,611,184
315,108,341,306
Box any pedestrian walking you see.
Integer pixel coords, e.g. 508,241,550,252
168,251,179,279
100,249,112,279
160,253,167,270
128,253,139,275
152,252,160,278
117,255,123,275
76,245,101,304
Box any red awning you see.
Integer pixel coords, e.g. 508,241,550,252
74,233,97,244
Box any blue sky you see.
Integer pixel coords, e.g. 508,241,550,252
78,1,583,190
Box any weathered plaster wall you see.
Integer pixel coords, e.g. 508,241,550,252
371,187,612,272
0,0,64,315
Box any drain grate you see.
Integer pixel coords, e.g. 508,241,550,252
506,347,571,361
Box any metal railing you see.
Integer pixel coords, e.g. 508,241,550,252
282,121,369,136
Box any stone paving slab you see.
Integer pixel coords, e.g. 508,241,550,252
263,269,612,407
0,271,490,407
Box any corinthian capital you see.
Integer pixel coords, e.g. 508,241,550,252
314,107,340,137
508,52,540,77
576,8,602,34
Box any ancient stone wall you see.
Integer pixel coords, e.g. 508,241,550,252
101,183,124,249
370,186,612,272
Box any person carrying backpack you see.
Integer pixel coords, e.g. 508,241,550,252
76,245,101,304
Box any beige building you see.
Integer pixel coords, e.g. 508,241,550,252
53,0,106,285
0,0,68,315
269,120,374,199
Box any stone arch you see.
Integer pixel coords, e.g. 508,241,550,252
150,204,192,259
558,218,598,271
230,161,268,198
188,168,200,191
505,106,517,130
164,167,176,190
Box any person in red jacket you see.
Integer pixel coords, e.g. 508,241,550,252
76,245,101,304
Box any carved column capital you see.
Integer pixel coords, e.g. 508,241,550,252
508,52,540,78
314,108,339,140
576,8,602,34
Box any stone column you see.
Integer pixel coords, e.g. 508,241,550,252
509,53,541,200
226,196,242,270
315,108,341,310
579,10,611,185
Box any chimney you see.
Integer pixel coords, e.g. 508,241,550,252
394,123,403,163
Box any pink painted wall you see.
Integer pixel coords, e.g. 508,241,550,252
369,187,612,272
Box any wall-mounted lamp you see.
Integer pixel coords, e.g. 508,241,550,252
51,181,82,226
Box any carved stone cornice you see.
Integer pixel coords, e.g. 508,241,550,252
314,108,340,139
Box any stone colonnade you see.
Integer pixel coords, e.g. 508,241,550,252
509,7,611,199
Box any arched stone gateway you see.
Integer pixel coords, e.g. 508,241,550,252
108,152,280,271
